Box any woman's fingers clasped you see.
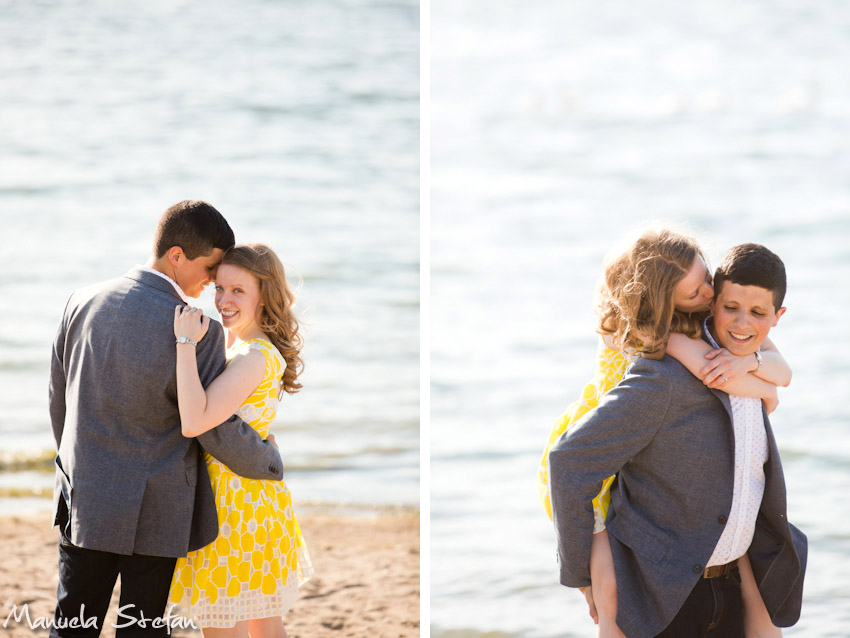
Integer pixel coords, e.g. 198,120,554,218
174,305,210,342
700,347,756,388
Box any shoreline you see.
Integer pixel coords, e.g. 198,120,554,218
0,496,418,518
0,509,419,638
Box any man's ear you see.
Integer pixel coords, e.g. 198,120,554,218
772,306,786,326
166,246,184,267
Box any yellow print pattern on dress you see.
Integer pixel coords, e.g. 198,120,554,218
169,339,314,628
537,340,629,528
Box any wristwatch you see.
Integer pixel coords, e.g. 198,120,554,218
176,336,198,346
753,350,762,371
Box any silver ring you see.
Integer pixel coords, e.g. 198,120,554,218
721,375,728,383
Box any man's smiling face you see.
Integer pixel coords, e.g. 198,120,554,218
711,282,785,355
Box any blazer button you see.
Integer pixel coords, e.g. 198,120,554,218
718,515,727,524
692,565,702,574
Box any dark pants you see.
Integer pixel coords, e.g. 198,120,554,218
655,568,744,638
50,532,177,638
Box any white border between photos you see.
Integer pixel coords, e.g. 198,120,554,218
420,0,431,634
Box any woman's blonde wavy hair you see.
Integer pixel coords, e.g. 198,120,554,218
221,243,303,394
596,228,708,359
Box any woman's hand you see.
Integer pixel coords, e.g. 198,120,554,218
266,433,279,448
667,333,780,401
700,348,757,389
579,585,599,625
174,305,210,343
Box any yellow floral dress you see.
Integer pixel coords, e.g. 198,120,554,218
169,338,314,627
536,338,629,531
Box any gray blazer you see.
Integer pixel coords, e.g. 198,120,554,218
49,267,284,558
549,354,807,638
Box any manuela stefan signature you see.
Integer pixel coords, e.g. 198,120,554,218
3,603,197,634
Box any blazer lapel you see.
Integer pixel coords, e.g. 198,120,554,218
708,387,734,423
700,323,736,424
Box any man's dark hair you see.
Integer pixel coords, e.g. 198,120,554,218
153,200,235,259
713,243,786,311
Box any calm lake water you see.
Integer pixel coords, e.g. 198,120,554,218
0,0,419,511
432,1,850,636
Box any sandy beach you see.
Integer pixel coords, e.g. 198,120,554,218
0,509,419,638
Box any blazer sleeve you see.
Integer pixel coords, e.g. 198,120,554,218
193,321,284,480
48,296,71,449
548,358,672,588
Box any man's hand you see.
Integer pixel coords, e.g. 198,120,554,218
579,585,599,625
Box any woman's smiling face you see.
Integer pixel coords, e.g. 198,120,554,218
673,256,714,313
214,264,263,337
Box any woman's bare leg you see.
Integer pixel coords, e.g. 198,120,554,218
248,616,287,638
203,622,250,638
739,553,781,638
589,530,626,638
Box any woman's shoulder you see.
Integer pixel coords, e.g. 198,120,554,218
596,335,630,366
245,337,287,372
222,343,268,384
588,334,630,392
244,336,274,351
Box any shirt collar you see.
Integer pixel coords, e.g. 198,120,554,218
703,316,720,349
137,265,190,303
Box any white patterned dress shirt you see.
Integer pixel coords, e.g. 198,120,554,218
704,318,769,567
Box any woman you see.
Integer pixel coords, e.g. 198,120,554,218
537,228,789,638
169,244,313,638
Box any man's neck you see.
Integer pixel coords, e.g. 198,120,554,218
146,257,181,288
140,260,189,303
146,256,169,276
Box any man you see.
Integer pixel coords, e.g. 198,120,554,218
549,244,806,637
49,200,283,637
